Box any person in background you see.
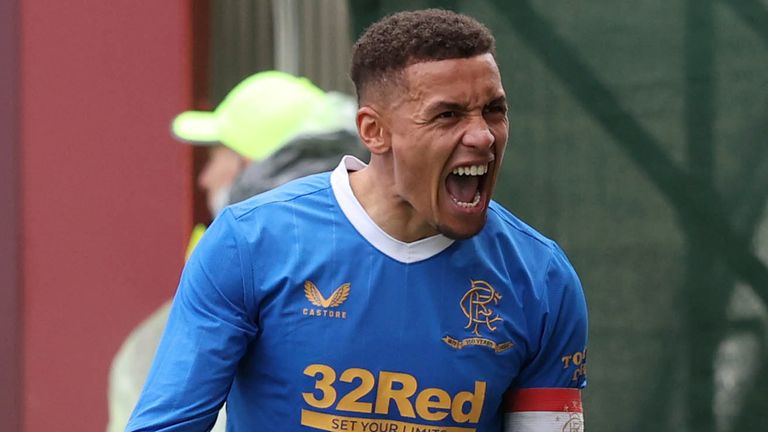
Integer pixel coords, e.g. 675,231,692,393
107,71,364,432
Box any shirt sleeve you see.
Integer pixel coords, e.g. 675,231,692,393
126,209,259,431
504,243,588,431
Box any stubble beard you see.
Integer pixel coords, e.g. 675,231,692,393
436,213,488,240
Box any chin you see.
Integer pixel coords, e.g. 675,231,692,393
437,217,487,240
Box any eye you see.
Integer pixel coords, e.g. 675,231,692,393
483,104,507,116
436,111,458,119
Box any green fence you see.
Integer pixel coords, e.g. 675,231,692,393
350,1,768,431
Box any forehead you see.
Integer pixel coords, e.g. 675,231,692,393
400,53,505,108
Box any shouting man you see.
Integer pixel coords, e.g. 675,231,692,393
128,9,587,432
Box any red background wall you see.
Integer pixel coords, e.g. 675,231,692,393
1,0,22,429
19,1,193,430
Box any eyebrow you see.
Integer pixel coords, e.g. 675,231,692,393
487,96,507,107
423,95,507,114
423,101,468,114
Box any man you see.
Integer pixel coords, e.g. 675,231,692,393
109,71,363,432
172,70,362,215
128,9,587,432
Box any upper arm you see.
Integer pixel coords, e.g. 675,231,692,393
127,209,259,431
504,243,588,431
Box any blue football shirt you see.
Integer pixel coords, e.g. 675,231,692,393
127,157,588,432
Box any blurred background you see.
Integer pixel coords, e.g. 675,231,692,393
1,0,767,431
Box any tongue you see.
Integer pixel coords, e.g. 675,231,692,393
446,173,480,203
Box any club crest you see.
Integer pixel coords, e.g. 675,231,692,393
443,280,513,353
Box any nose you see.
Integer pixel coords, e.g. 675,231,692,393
462,116,495,149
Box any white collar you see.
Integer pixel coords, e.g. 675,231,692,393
330,156,454,264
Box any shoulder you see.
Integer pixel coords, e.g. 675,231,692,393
209,172,336,250
226,171,333,221
484,201,562,262
480,202,582,300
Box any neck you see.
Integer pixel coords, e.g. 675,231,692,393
348,158,439,243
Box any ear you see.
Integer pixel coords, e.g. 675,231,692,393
356,106,390,155
238,154,250,169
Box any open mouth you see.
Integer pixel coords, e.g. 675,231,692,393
445,163,489,209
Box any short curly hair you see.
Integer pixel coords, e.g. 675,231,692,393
351,9,496,103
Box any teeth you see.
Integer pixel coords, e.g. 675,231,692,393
451,164,488,176
452,191,482,208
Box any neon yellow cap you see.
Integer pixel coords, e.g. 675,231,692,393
171,71,327,160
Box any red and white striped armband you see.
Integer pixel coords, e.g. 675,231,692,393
504,388,584,432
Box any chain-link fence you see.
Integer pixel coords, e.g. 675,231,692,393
350,1,768,431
